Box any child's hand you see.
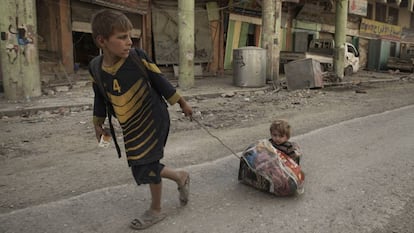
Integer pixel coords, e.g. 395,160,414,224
94,124,110,142
181,102,193,117
178,97,193,118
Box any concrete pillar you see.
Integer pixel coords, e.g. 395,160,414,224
206,2,220,74
274,0,282,84
261,0,281,85
178,0,194,89
334,0,348,80
0,0,41,100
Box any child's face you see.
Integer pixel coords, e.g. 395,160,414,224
271,130,288,145
100,29,132,60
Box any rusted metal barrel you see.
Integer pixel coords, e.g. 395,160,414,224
233,47,266,87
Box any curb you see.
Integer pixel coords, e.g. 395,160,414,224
324,78,401,87
0,78,402,118
182,85,273,99
0,103,93,118
0,85,272,118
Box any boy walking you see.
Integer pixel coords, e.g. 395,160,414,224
89,9,192,230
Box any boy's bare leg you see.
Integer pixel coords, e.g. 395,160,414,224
147,167,188,213
130,183,166,230
149,183,162,213
160,167,189,186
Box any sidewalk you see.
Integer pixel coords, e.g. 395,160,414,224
0,70,403,118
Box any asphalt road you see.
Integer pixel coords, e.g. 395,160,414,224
1,105,413,233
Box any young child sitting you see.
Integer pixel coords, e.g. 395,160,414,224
238,119,304,196
269,119,302,165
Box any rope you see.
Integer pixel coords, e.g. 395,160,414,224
191,117,241,160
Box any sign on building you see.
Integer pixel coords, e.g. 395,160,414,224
360,18,402,41
349,0,368,16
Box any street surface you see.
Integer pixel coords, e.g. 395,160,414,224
1,105,413,233
1,74,414,232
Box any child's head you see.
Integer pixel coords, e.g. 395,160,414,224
269,119,291,145
91,9,133,47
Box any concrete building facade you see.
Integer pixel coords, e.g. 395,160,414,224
1,0,413,97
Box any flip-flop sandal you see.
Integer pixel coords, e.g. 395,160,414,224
178,175,190,206
130,210,167,230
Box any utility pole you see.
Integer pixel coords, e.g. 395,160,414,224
178,0,194,89
261,0,282,86
0,0,41,100
334,0,348,80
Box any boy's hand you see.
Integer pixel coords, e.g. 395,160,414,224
94,124,110,142
178,97,193,118
181,102,193,117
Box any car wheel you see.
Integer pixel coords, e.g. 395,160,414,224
344,66,353,76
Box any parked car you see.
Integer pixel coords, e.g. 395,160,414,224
280,39,360,76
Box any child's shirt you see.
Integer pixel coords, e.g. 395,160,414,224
90,49,180,166
269,139,302,165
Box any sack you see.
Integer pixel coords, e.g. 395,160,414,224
238,139,305,196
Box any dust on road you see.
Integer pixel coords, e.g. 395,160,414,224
1,75,414,215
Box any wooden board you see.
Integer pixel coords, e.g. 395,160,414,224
224,20,235,70
239,22,249,47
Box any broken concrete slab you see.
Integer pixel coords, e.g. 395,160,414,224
284,58,324,90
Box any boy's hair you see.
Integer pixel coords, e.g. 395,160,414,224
270,119,291,138
91,9,133,45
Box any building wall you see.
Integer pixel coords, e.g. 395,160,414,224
36,0,58,52
399,8,411,29
285,0,414,71
36,0,145,78
36,0,73,75
33,0,414,80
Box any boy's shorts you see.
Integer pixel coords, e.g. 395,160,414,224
131,161,165,185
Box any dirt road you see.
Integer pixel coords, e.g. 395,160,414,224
1,74,414,217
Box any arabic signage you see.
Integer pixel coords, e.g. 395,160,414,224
349,0,368,16
360,18,402,40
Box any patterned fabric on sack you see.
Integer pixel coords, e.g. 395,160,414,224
239,139,305,196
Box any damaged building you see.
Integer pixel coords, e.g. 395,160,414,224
1,0,414,95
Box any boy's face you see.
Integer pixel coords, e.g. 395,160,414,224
99,29,132,60
271,130,288,145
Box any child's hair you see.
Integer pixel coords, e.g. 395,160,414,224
91,9,133,45
269,119,291,138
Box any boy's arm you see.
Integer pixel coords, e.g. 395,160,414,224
92,81,108,141
135,49,179,104
134,49,192,117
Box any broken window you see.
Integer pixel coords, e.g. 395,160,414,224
367,3,373,19
388,7,399,25
347,44,358,57
375,3,387,23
